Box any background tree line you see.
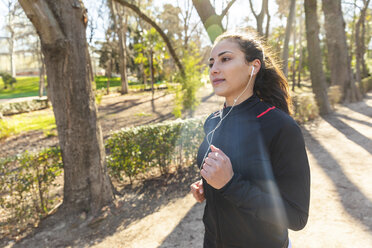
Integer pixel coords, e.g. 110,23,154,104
1,0,370,225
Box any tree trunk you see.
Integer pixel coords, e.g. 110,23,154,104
297,12,304,88
355,0,371,88
282,0,296,77
304,0,332,114
38,55,45,97
111,1,129,94
292,13,297,91
192,0,236,43
322,0,361,102
19,0,114,215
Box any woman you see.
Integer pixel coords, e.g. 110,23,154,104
190,31,310,248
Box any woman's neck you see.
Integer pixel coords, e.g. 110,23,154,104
225,91,254,107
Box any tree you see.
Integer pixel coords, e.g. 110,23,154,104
248,0,270,37
114,0,185,76
304,0,332,114
19,0,114,216
192,0,236,43
322,0,362,102
282,0,296,77
355,0,371,91
109,0,129,94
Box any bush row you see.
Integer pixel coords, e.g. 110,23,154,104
0,147,63,237
0,98,49,116
106,118,204,183
0,118,204,237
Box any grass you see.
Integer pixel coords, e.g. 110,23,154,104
0,77,43,99
0,110,56,140
0,76,165,99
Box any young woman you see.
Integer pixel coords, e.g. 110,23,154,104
190,31,310,248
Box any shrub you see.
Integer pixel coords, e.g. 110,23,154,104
0,98,49,116
106,118,204,183
328,85,342,108
0,147,63,237
291,92,319,123
0,72,16,89
360,76,372,94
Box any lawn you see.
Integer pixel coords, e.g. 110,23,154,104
0,110,56,140
0,76,164,99
0,77,43,99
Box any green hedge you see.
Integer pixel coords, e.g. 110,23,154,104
0,98,49,116
360,76,372,94
105,118,204,183
0,147,62,237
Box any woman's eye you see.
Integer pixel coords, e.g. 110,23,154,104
221,57,231,62
208,63,214,68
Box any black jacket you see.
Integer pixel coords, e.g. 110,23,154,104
197,95,310,248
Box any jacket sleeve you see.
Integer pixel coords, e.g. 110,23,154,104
218,122,310,231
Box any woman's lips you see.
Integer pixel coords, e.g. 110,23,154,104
212,79,225,86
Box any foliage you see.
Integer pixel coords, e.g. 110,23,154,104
0,147,63,238
328,85,342,108
133,27,169,81
0,72,17,89
106,118,204,183
360,76,372,94
291,92,319,123
172,43,205,117
0,98,49,116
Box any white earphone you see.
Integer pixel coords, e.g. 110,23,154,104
200,65,256,170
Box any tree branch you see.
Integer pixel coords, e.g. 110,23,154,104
114,0,185,77
220,0,236,18
248,0,258,19
18,0,65,46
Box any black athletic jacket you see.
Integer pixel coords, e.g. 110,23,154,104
197,94,310,248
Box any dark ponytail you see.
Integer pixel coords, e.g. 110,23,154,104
214,31,292,115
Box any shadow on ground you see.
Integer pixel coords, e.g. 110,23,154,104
8,165,200,248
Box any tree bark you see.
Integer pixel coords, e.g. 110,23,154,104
114,0,185,77
304,0,332,114
110,1,129,94
322,0,362,102
282,0,296,77
192,0,235,43
355,0,371,89
19,0,114,215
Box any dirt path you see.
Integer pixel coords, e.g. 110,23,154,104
2,91,372,248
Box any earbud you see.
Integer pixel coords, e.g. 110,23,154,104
250,66,255,77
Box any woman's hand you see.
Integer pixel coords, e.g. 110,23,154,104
190,179,205,203
201,145,234,189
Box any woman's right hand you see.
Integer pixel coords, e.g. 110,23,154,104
190,179,205,203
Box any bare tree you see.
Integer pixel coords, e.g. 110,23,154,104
192,0,236,43
304,0,332,114
19,0,114,217
322,0,362,102
248,0,270,37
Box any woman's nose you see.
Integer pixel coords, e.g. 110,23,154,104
210,63,219,74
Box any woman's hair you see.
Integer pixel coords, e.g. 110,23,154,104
214,31,293,115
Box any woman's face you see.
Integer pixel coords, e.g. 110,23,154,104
209,39,255,105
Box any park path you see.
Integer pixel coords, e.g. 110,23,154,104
90,92,372,248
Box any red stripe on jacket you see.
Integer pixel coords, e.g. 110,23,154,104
256,106,276,118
